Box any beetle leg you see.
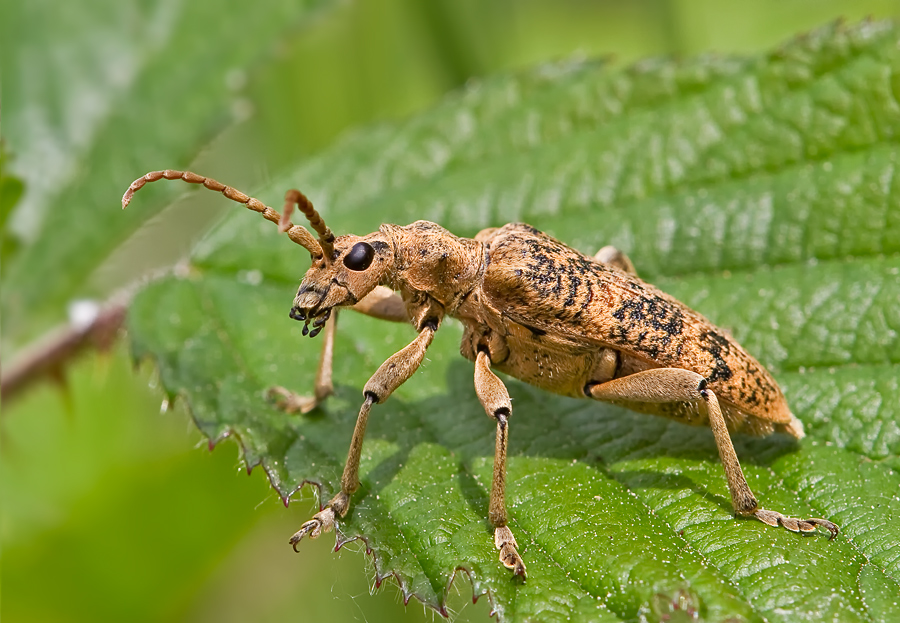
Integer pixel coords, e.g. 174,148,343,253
268,288,409,414
351,285,409,323
594,246,637,276
474,350,526,578
268,309,340,413
593,348,620,383
289,324,437,549
585,368,838,539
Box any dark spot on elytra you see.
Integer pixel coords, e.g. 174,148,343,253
565,274,581,307
608,325,629,343
734,359,773,407
583,282,594,308
604,294,687,362
611,296,685,337
699,330,734,382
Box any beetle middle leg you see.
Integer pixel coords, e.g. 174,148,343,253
289,322,437,548
585,368,839,538
594,246,636,275
474,349,526,578
269,286,410,413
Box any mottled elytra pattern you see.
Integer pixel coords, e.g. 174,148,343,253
482,224,789,429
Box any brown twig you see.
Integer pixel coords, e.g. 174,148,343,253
1,299,129,406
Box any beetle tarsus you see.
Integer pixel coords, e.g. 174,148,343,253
289,506,337,551
266,386,319,414
495,526,527,578
755,509,839,539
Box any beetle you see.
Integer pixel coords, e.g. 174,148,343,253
124,169,839,578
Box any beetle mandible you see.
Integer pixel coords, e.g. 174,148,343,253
124,170,839,578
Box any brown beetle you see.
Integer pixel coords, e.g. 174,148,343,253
124,170,839,578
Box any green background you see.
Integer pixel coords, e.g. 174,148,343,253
3,2,899,622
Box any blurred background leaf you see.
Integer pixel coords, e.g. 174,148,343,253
0,141,25,270
3,1,900,622
0,0,330,354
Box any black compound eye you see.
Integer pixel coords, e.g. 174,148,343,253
343,241,375,271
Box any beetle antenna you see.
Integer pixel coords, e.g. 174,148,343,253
122,170,324,258
283,189,335,262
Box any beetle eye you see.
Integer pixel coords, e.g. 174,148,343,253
343,241,375,271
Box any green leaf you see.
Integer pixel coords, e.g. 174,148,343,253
0,0,328,349
129,21,900,622
0,141,26,270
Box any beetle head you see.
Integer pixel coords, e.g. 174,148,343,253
291,232,394,337
121,172,396,338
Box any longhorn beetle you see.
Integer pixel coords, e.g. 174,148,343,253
124,170,839,578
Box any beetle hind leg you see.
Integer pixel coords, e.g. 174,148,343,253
585,368,839,539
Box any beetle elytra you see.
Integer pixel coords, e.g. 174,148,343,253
124,170,839,579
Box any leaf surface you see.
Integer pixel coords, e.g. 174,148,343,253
129,22,900,622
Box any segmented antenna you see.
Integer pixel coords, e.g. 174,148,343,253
283,189,335,260
122,170,326,258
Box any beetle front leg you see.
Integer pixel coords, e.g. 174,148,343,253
289,323,437,549
474,350,526,578
586,368,838,538
268,309,340,414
